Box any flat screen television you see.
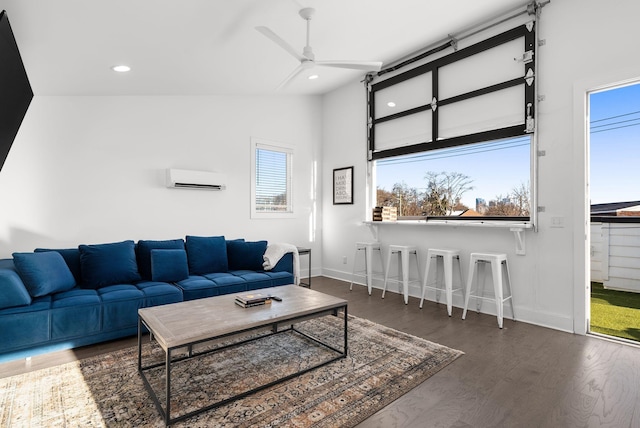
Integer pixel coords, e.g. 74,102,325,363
0,10,33,172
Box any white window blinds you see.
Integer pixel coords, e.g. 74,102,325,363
251,138,293,217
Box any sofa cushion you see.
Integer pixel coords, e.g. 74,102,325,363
78,240,141,289
0,260,32,309
231,270,272,290
185,235,228,274
202,272,247,295
34,248,82,285
227,240,268,271
263,270,294,286
136,239,185,280
176,275,221,301
97,285,145,331
12,251,77,297
150,249,189,282
135,281,184,307
0,295,52,350
51,289,101,339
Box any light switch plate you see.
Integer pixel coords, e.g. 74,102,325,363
551,216,565,228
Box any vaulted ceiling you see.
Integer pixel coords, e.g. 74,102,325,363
1,0,529,95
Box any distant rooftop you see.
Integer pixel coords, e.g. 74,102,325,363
591,201,640,216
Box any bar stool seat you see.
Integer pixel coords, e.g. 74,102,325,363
350,241,385,295
419,248,463,316
382,245,421,305
462,252,514,328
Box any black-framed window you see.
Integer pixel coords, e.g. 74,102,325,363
368,23,535,220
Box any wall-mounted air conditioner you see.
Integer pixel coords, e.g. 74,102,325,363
166,169,227,190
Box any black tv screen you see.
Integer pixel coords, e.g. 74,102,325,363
0,10,33,172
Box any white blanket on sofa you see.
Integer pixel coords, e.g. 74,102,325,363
263,243,300,285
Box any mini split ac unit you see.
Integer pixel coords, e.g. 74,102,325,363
165,169,227,190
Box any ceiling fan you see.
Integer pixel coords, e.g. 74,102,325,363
256,7,383,90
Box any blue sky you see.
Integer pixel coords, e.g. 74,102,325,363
376,82,640,208
589,82,640,204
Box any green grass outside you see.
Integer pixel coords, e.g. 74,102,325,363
590,282,640,342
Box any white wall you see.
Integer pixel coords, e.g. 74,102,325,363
321,0,640,333
0,95,323,276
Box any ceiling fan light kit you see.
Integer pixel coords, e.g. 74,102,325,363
298,7,315,21
256,7,383,90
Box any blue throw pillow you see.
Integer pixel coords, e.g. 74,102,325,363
0,259,32,308
12,251,77,297
227,240,268,271
225,238,244,268
150,249,189,282
185,235,228,274
136,239,185,280
34,248,82,285
79,240,141,289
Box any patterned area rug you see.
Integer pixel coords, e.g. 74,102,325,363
0,315,463,427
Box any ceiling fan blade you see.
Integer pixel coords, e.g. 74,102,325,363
315,60,383,72
255,26,305,62
276,64,306,91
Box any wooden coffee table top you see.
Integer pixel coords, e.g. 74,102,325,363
138,285,347,350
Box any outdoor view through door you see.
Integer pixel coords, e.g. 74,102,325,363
589,81,640,343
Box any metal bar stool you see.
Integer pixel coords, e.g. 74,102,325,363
382,245,421,305
419,248,464,316
349,242,385,295
462,252,515,328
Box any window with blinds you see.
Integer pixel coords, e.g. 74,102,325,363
251,138,293,218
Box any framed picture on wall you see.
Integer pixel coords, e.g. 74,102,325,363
333,166,353,205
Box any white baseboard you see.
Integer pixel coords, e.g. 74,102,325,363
321,268,574,333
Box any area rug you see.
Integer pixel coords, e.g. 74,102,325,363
0,315,463,427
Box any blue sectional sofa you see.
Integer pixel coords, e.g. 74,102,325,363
0,236,294,362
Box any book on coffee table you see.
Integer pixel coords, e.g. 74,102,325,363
235,292,271,305
234,298,272,308
235,293,273,308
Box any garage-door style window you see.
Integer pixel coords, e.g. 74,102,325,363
251,138,293,218
368,22,536,221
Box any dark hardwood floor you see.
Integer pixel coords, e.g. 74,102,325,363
2,277,639,427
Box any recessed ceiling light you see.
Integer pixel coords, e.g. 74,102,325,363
308,74,319,80
387,101,396,107
111,65,131,73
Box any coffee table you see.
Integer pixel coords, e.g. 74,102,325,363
137,285,348,426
